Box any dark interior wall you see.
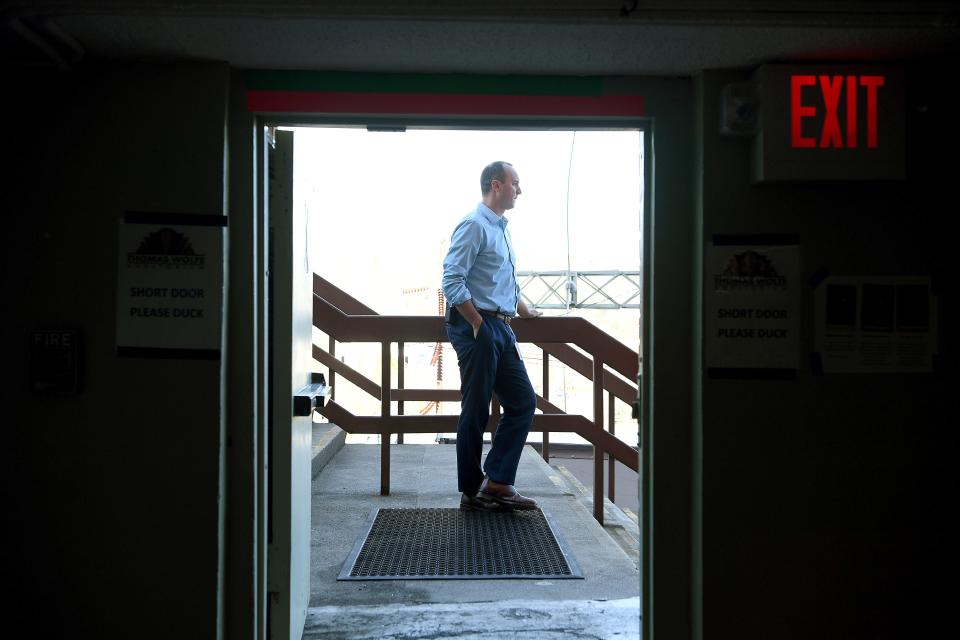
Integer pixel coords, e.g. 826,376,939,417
4,57,954,639
2,62,229,636
697,66,958,639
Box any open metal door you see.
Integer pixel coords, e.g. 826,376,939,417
267,128,312,640
639,126,653,639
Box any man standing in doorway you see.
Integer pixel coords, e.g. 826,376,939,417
442,161,542,511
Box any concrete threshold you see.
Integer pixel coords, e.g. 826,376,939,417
308,439,640,638
303,596,640,639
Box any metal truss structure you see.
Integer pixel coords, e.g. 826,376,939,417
517,270,641,310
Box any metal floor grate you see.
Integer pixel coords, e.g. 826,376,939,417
338,507,583,580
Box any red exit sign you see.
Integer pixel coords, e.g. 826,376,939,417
791,75,885,149
752,65,904,182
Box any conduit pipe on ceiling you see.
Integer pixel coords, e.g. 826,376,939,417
4,8,85,70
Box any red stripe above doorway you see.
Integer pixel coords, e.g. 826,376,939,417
247,90,643,116
244,72,643,117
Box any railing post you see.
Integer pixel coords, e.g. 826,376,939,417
328,335,336,402
381,341,390,496
396,342,404,445
593,357,604,525
542,350,550,462
608,390,615,504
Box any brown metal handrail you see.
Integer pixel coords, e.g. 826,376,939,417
311,274,639,524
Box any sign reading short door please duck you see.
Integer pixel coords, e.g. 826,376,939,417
706,236,801,373
116,212,225,358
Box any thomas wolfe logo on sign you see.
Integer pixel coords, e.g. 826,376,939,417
127,228,205,268
714,250,786,290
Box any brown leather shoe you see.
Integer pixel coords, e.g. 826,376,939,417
478,478,539,510
460,492,504,511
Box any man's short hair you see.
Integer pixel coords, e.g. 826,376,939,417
480,161,513,196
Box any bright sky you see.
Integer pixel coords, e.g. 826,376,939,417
291,127,643,314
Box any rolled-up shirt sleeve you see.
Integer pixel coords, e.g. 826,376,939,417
441,218,482,307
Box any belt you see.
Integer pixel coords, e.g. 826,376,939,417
476,308,514,324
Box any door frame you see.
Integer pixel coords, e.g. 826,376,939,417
227,82,656,640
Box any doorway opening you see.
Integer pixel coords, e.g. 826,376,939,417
293,125,643,506
267,120,649,637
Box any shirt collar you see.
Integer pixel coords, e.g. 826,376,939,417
478,202,509,227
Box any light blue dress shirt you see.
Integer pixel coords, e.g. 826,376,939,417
441,203,520,316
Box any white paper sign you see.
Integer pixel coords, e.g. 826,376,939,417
706,242,801,370
813,275,936,373
116,215,224,355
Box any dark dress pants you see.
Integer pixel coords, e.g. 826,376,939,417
447,311,537,494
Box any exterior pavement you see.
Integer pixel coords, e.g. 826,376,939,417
305,426,640,639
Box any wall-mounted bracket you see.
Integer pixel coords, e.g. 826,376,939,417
293,372,331,417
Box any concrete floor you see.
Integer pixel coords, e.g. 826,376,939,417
306,433,640,639
545,449,640,515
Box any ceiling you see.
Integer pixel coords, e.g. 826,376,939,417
3,1,959,75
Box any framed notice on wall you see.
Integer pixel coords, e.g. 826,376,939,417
115,212,226,358
706,235,801,377
812,275,937,373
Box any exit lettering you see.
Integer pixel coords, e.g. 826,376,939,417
790,74,885,149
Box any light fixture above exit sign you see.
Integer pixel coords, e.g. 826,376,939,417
752,65,904,182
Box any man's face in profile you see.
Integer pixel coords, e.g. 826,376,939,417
493,166,521,212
